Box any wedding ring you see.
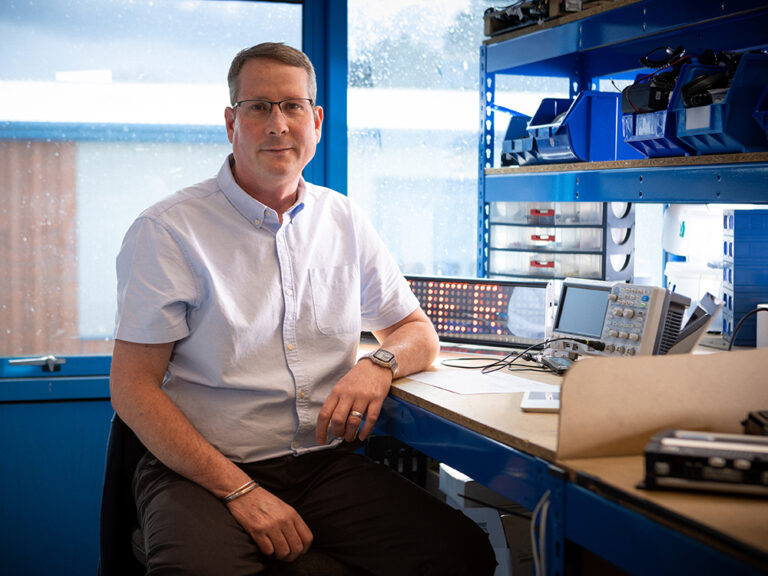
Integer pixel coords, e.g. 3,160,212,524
349,410,365,420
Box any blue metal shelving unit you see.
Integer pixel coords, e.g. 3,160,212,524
478,0,768,276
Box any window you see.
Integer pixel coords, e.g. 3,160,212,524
347,1,570,278
0,0,302,356
348,0,499,278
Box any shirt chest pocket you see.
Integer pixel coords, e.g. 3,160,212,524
308,265,361,335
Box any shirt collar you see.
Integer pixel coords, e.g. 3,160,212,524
217,155,307,229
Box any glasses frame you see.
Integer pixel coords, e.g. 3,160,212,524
232,97,315,119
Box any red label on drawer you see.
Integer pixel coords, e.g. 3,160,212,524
530,260,555,268
531,234,555,242
530,209,555,216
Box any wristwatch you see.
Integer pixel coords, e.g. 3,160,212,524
363,348,399,377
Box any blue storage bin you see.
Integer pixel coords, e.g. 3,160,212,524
621,66,695,158
528,91,643,163
673,53,768,154
501,114,539,166
754,85,768,142
721,208,768,346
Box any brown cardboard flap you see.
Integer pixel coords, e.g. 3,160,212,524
556,348,768,459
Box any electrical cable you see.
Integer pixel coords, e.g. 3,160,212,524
619,45,693,113
530,489,550,576
440,336,604,375
540,498,550,576
728,307,768,351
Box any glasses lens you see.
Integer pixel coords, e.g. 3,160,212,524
279,99,312,118
239,100,271,118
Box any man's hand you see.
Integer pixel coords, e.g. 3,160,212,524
226,486,313,562
315,359,392,444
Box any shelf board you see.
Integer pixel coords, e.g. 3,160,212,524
483,0,768,79
488,152,768,174
484,152,768,203
484,0,642,47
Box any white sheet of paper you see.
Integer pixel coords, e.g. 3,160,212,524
408,368,559,395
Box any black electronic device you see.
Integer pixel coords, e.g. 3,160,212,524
406,275,553,349
743,411,768,436
538,354,572,374
644,429,768,497
483,1,550,37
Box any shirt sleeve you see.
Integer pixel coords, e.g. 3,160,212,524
114,216,198,344
353,205,420,332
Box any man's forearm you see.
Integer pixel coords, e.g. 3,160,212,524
372,309,440,377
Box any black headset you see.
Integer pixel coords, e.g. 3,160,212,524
640,45,687,69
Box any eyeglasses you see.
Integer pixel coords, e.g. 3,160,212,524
232,98,315,120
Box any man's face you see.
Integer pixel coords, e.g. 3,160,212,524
225,58,323,191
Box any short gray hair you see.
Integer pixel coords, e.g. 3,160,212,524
227,42,317,105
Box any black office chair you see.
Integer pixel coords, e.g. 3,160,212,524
98,414,151,576
98,414,357,576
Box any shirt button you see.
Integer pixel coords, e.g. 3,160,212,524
286,288,293,296
292,441,299,449
299,390,306,399
287,343,295,351
254,219,261,226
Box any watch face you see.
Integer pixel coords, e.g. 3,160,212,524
373,349,395,363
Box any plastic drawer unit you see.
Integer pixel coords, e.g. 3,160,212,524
489,202,604,226
490,226,604,252
490,251,604,279
722,209,768,346
673,53,768,154
527,91,644,163
488,202,634,282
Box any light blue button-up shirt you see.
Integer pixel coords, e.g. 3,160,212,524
115,156,419,463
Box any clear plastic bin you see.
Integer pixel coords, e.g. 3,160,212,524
489,202,604,225
489,251,603,279
621,64,695,158
490,225,604,252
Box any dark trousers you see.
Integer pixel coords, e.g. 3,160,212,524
133,443,497,576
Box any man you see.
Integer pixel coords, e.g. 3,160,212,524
111,42,496,575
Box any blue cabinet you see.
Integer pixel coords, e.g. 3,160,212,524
0,356,112,576
479,0,768,276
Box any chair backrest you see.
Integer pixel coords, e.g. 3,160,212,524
98,414,148,576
